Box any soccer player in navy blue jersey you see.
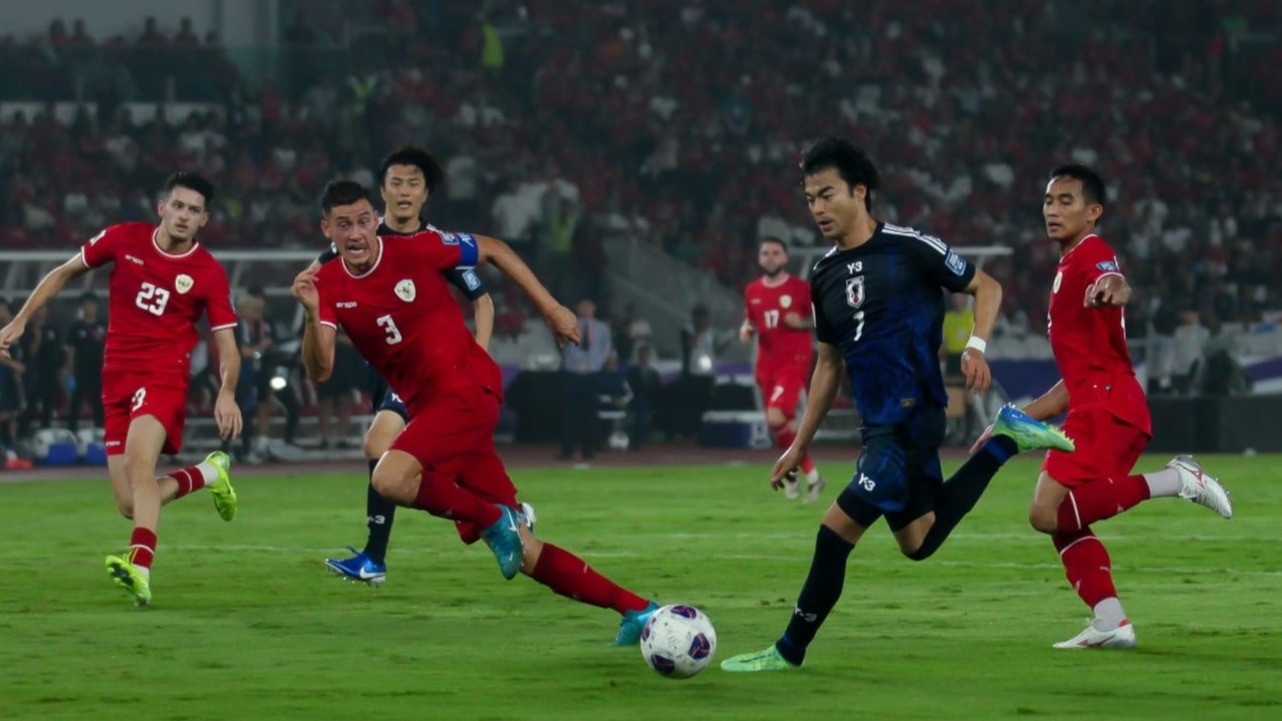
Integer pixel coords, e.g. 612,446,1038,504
721,138,1075,672
317,146,499,586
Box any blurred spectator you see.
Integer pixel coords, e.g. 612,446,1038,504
559,298,612,460
67,291,105,433
1168,308,1212,395
20,306,66,431
626,343,661,451
0,297,31,469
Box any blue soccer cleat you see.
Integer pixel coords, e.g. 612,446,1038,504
481,505,525,580
325,546,387,587
992,404,1075,454
614,600,660,646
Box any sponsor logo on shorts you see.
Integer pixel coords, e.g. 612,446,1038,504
858,473,876,491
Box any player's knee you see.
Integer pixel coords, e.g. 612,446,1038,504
115,499,134,519
120,451,154,485
369,468,406,503
1028,507,1057,534
362,433,389,462
765,407,790,429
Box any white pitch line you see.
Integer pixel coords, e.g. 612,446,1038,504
164,544,1282,577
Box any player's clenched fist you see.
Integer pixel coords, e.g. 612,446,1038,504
292,268,320,311
0,321,24,360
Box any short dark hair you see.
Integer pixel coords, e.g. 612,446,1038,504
378,145,446,193
1050,164,1107,206
801,137,880,212
164,171,215,207
320,180,374,215
760,236,788,252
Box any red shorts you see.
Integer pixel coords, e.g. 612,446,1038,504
756,363,808,418
102,373,188,457
391,383,518,544
1042,406,1151,487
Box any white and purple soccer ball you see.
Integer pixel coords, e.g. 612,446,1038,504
639,604,717,679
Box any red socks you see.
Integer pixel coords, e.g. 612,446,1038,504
128,527,157,570
1053,528,1117,607
412,471,501,528
772,424,816,474
169,466,207,499
1056,475,1150,533
530,543,649,614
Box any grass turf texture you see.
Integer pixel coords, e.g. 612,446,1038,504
1,455,1278,721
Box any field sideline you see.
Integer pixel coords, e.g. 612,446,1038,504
2,453,1278,721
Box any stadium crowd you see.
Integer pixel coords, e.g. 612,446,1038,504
1,1,1280,461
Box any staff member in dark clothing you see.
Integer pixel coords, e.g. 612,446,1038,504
68,292,106,432
559,298,612,460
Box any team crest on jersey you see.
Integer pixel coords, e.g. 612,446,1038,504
845,276,865,308
394,279,416,302
779,294,792,309
174,274,194,294
1053,270,1063,294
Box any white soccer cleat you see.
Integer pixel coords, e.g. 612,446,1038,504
805,470,825,503
783,477,801,500
1168,455,1233,519
1053,620,1137,649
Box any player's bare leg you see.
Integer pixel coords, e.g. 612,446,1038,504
103,417,167,605
373,449,523,579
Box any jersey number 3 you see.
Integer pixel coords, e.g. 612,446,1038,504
377,315,403,345
135,282,171,316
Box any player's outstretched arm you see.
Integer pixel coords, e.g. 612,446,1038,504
210,327,244,441
472,293,495,351
770,342,843,489
291,267,337,381
474,234,579,346
0,254,92,360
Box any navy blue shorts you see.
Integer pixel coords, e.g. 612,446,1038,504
369,372,409,422
837,406,946,531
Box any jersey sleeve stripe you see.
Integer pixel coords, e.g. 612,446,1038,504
209,322,239,331
882,225,947,254
78,246,98,268
319,320,338,329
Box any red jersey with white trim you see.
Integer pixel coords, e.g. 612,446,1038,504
1047,233,1150,431
80,222,236,383
314,229,499,414
744,274,814,370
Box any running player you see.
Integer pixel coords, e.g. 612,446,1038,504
0,172,242,606
293,181,658,643
720,138,1074,672
740,237,823,501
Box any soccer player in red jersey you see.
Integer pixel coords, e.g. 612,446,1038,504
0,173,243,606
292,181,659,643
739,237,823,501
972,165,1233,649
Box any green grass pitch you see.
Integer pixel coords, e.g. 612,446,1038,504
2,455,1279,720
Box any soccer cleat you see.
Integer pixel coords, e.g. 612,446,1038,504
1168,455,1233,519
481,505,525,580
992,405,1075,454
325,546,388,586
720,645,801,672
614,600,660,646
783,477,801,500
1052,620,1137,649
105,554,152,606
805,471,825,503
205,451,237,522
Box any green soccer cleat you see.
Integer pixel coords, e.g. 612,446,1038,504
105,554,152,606
720,645,800,673
205,451,237,521
992,405,1075,454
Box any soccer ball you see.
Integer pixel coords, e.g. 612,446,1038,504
639,604,717,679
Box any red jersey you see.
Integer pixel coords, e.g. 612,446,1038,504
315,229,500,414
744,274,814,370
80,222,236,383
1047,234,1150,431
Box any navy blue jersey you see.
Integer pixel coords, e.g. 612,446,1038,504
810,222,976,425
315,221,488,301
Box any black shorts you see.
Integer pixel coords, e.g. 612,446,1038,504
837,405,946,531
369,372,409,422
